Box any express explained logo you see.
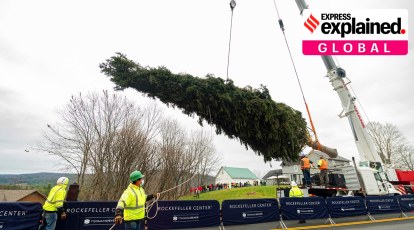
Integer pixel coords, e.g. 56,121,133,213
302,9,408,55
304,13,406,38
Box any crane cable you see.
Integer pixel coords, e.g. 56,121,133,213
272,0,320,143
226,0,237,80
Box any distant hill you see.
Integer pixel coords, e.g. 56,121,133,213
0,172,214,187
0,172,77,186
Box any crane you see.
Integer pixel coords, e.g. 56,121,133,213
294,0,381,165
291,0,401,195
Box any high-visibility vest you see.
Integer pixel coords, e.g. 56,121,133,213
318,159,328,170
289,186,304,197
301,157,310,169
43,185,67,212
116,184,147,221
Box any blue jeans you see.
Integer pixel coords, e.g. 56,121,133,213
125,220,143,230
302,169,311,186
39,212,57,230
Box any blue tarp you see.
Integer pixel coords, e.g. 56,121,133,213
365,196,401,214
0,202,42,230
397,195,414,212
147,200,220,230
221,198,279,225
280,197,328,220
326,197,367,217
55,201,123,230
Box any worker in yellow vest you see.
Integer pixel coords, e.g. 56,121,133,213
289,181,306,224
318,156,329,186
114,171,160,230
39,177,69,230
289,181,304,197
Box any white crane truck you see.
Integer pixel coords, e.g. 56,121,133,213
291,0,410,197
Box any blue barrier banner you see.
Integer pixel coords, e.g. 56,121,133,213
365,196,401,214
280,197,328,220
221,199,279,226
55,201,123,230
0,202,42,230
326,197,367,218
147,200,220,230
397,195,414,212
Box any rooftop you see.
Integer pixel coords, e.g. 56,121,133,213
0,190,45,202
262,169,283,179
221,166,258,180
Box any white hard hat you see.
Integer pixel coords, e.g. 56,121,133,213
57,177,69,185
291,181,297,187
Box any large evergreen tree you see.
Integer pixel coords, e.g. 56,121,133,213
100,53,308,161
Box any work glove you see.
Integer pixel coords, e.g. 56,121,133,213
156,192,160,199
114,215,123,225
60,212,67,220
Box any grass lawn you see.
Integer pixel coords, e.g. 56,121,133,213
179,185,290,204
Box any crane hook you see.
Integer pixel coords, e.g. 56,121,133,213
230,0,236,11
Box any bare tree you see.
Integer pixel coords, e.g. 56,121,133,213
153,120,220,200
367,122,407,164
37,91,162,200
394,145,414,170
38,91,220,200
188,130,221,186
156,119,189,200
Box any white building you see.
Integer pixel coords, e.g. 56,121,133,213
215,166,258,185
262,169,290,185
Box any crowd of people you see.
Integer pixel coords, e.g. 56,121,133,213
189,180,267,198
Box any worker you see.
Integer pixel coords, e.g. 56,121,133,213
289,181,306,224
195,186,200,199
289,181,303,197
114,170,160,230
39,177,69,230
318,156,329,186
300,154,313,187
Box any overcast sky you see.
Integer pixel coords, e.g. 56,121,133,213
1,0,413,177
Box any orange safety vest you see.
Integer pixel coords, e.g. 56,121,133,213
301,158,310,169
318,159,328,170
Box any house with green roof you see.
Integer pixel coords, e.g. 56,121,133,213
215,166,258,185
